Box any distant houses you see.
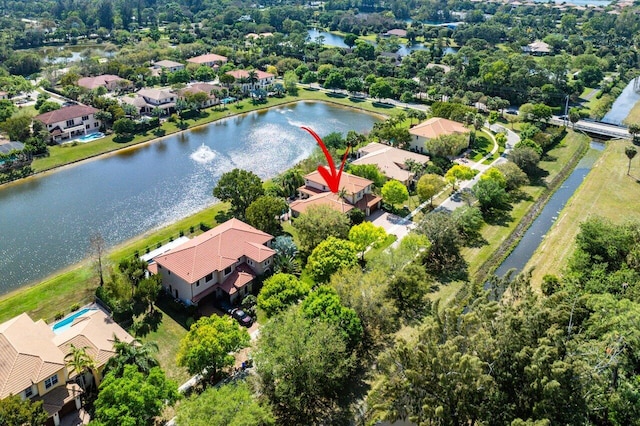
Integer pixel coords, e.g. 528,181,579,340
523,40,551,55
77,74,131,92
150,60,185,76
352,142,430,186
225,69,275,93
187,53,228,68
408,117,470,153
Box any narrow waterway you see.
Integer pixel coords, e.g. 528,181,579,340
601,79,640,125
494,142,604,277
0,102,380,295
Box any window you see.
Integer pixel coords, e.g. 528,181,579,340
95,122,99,128
85,124,90,129
224,266,232,276
206,273,213,282
82,115,89,121
24,387,33,398
196,281,200,287
66,119,74,127
44,374,58,389
247,259,253,266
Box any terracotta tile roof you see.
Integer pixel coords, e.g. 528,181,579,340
290,192,354,215
53,309,134,371
216,263,255,297
33,383,82,416
154,60,184,68
138,87,175,101
408,117,469,140
153,218,275,284
35,105,99,125
352,143,430,183
225,69,274,80
303,170,372,195
384,28,407,37
355,193,382,210
0,314,65,399
187,53,228,64
77,74,124,90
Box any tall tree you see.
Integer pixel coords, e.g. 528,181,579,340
213,168,264,220
90,233,107,287
625,145,637,175
417,173,446,206
348,221,387,259
103,337,159,378
176,382,275,426
65,344,99,391
93,365,178,426
381,180,409,207
253,308,355,425
306,236,359,283
257,273,310,318
0,395,47,426
245,195,287,236
293,205,350,253
176,315,250,379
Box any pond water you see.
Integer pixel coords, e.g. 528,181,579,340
494,142,604,278
307,29,458,57
601,79,640,125
0,102,380,295
40,45,115,64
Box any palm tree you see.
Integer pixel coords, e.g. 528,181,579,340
337,188,349,213
103,336,159,378
247,70,259,89
625,146,637,175
65,344,99,391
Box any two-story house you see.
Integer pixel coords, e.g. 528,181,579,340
187,53,228,68
177,83,223,109
408,117,470,153
35,105,101,143
150,218,275,306
290,171,382,217
0,309,133,426
151,60,185,74
77,74,132,92
225,69,275,93
352,142,430,186
122,88,177,115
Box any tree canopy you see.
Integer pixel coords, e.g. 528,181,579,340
293,205,350,254
306,236,359,283
257,273,310,318
213,169,264,220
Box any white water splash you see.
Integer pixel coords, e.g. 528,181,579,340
190,144,216,164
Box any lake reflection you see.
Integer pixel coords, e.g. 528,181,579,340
0,102,380,294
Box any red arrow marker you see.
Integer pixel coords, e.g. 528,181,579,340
301,126,350,194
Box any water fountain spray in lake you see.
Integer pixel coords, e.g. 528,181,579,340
190,144,217,163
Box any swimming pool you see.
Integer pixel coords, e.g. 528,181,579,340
77,132,105,143
221,97,236,104
52,308,97,334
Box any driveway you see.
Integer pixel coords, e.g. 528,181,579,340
369,210,415,245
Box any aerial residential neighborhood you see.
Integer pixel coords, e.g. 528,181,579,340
0,0,640,424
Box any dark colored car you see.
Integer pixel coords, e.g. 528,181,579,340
231,308,253,327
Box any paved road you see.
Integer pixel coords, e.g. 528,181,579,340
303,83,430,111
549,115,631,139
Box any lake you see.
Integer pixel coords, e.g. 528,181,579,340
0,102,380,294
307,29,458,56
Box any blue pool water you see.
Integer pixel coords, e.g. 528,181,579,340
52,308,96,334
78,132,105,143
221,97,236,104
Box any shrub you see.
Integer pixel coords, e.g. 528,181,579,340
55,311,65,320
70,303,80,312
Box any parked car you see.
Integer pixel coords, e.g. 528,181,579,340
219,300,233,314
231,308,253,327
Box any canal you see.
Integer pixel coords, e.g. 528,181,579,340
0,102,380,294
494,141,604,277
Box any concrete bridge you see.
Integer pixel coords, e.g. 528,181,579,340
549,116,632,140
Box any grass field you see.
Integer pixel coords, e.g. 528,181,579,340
461,130,589,279
524,141,640,288
624,99,640,125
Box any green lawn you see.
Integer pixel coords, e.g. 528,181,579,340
0,202,231,324
624,99,640,125
525,141,640,289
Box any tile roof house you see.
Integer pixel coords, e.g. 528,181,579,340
408,117,470,153
177,83,223,109
187,53,228,68
225,69,275,93
0,91,8,100
121,88,177,115
523,40,551,55
0,309,133,426
152,60,185,72
352,142,430,186
383,28,408,37
77,74,130,92
35,105,101,143
152,218,276,305
290,171,382,217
